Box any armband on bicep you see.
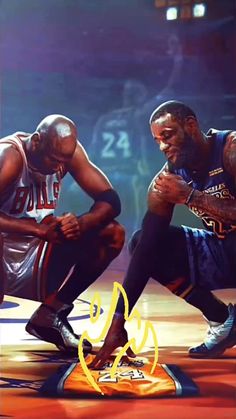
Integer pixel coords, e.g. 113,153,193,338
93,189,121,216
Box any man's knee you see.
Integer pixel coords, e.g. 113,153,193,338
100,221,125,252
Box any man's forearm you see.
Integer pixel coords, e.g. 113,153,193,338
78,201,117,232
190,190,236,224
0,212,42,236
115,242,151,316
79,189,121,231
116,211,170,316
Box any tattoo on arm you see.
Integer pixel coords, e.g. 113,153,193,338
190,190,236,224
190,131,236,224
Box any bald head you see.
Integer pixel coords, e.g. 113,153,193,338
36,114,77,156
27,115,78,175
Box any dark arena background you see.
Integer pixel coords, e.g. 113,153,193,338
1,0,235,234
0,1,236,419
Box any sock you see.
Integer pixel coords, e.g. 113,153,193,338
185,286,228,323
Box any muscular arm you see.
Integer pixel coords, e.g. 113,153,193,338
189,131,236,224
115,167,174,315
0,146,59,240
0,146,37,235
90,169,174,367
147,167,175,219
66,142,121,231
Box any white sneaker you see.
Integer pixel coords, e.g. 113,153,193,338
189,304,236,358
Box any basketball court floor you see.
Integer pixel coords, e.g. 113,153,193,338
1,250,236,419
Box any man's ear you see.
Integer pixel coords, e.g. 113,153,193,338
30,132,40,151
184,116,198,134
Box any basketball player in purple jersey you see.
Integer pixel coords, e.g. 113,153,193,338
91,100,236,365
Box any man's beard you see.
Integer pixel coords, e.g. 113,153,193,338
168,133,199,171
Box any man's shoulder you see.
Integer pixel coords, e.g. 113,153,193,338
0,132,29,143
0,133,26,165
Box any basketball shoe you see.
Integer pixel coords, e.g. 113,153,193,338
25,303,92,354
189,303,236,358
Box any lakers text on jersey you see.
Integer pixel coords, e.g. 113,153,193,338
41,354,198,398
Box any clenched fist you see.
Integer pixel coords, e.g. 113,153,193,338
154,172,192,204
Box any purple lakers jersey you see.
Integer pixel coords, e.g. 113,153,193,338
175,129,235,238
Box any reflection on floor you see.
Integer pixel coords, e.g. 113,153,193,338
1,252,236,419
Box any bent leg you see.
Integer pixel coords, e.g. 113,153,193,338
128,226,229,323
26,221,125,353
38,221,125,300
56,220,125,304
129,226,235,358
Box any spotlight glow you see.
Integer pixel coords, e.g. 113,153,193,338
166,7,178,20
193,3,206,18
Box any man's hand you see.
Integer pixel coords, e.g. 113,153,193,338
38,218,63,243
154,172,192,204
56,213,82,240
89,318,136,370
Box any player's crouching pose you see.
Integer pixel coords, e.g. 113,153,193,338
91,100,236,368
0,114,125,353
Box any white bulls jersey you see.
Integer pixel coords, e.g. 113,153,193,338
0,133,63,300
0,133,62,222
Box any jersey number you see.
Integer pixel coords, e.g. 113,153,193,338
101,131,131,159
98,369,145,383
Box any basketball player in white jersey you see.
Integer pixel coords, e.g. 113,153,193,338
0,115,125,353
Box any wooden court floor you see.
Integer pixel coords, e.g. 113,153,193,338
1,250,236,419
